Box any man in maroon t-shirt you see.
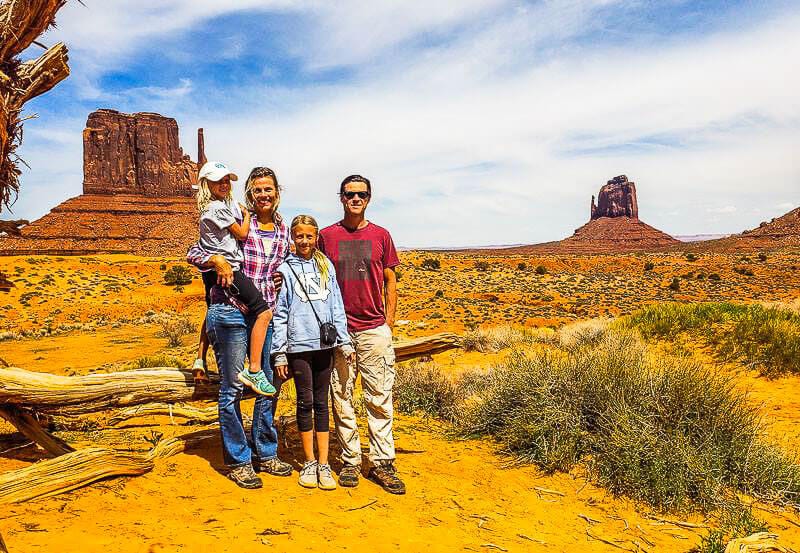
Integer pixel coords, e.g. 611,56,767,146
319,174,405,495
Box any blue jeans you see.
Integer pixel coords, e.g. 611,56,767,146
205,304,284,468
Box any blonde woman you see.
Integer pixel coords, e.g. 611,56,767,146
188,165,293,488
195,161,275,397
271,215,354,490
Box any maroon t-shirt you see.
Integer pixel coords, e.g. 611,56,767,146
318,221,400,332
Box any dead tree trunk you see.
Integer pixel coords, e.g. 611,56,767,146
0,428,217,504
0,333,461,416
0,0,71,208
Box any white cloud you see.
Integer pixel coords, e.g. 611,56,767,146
8,2,800,247
706,206,737,214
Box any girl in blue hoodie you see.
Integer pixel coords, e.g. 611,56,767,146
272,215,354,490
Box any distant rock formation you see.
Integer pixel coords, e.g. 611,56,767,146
83,109,197,197
0,110,204,256
492,175,678,255
689,205,800,252
0,219,28,236
591,175,638,220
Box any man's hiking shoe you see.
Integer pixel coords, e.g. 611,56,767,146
228,464,262,489
238,369,276,396
368,462,406,495
317,463,337,491
338,464,360,488
192,359,210,385
255,457,292,477
299,460,318,488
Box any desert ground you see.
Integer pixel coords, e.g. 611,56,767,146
1,251,799,552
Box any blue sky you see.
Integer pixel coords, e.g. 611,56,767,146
6,0,800,247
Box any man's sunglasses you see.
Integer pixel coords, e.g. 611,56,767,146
342,191,370,200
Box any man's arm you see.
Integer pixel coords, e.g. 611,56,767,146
383,267,397,330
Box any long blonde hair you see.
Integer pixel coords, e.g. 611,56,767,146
196,176,233,213
291,215,330,287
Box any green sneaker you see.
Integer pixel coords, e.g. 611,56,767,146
238,369,276,396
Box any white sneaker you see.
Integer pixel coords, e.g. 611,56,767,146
299,460,318,488
317,463,337,491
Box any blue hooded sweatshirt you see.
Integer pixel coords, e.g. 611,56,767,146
271,253,353,366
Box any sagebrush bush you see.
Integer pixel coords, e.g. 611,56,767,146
621,302,800,376
395,327,800,512
129,354,188,369
461,325,556,353
394,361,477,421
157,316,196,347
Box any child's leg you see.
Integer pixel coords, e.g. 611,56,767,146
311,349,334,465
247,310,271,374
289,352,316,462
229,271,272,374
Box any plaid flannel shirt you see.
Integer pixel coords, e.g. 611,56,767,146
186,212,290,311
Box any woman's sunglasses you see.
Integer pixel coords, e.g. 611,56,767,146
342,191,370,200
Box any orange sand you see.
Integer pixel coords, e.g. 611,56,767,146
1,253,799,552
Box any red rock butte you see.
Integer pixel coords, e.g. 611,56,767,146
493,175,679,254
0,109,205,256
686,205,800,252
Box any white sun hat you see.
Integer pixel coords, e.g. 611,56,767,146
199,161,238,182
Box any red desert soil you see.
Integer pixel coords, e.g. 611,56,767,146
1,253,799,551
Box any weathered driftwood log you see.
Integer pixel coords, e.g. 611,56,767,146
0,366,217,416
0,405,73,456
395,332,461,362
724,532,793,553
0,428,216,504
0,333,461,415
107,403,219,426
0,0,70,208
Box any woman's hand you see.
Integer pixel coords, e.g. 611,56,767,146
271,271,284,294
209,255,233,287
275,364,289,380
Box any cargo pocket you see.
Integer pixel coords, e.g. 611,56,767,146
382,347,396,392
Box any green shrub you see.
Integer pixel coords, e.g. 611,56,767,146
621,302,800,377
455,330,800,511
686,253,699,262
535,265,547,275
517,262,527,270
163,265,193,286
693,503,768,553
668,277,680,291
708,273,721,281
434,290,444,298
129,354,188,369
421,258,441,271
757,253,768,262
394,361,474,421
157,316,197,347
474,261,490,271
644,261,655,271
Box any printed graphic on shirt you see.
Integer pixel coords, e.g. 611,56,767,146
293,272,331,302
339,240,371,281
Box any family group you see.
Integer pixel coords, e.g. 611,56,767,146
186,161,404,495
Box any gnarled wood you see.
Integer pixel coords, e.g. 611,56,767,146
0,405,73,456
0,0,71,208
0,0,67,60
0,428,216,504
107,403,219,427
0,333,461,415
0,366,217,415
